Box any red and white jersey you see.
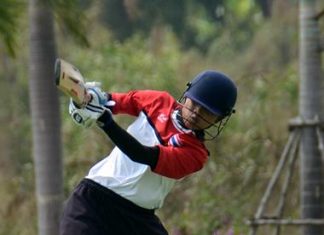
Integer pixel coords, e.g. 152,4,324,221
86,90,209,209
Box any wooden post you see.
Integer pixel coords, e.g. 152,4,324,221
299,0,324,235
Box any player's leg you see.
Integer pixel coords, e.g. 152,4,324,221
59,181,105,235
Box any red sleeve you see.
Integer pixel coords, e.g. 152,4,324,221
153,135,209,179
110,90,172,116
110,91,142,116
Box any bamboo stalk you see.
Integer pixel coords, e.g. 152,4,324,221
273,131,301,235
255,131,298,218
248,131,299,235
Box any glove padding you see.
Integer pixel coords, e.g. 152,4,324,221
85,81,116,109
69,101,105,127
69,83,110,127
85,82,108,106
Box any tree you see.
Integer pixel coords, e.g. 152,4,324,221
28,0,62,234
299,0,324,235
99,0,271,52
28,0,89,234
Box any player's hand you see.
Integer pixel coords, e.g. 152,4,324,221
85,81,116,110
69,81,115,127
69,101,109,128
85,84,114,127
85,82,108,107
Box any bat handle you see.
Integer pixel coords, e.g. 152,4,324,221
85,93,92,104
78,92,92,108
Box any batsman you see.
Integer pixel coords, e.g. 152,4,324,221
56,59,238,235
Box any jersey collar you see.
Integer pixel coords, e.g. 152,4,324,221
171,109,193,134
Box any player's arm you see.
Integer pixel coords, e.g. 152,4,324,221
97,110,160,169
69,87,207,179
98,111,208,179
153,141,209,179
110,90,171,116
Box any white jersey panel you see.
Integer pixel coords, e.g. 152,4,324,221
86,112,176,209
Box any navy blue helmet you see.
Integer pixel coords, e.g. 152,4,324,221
184,70,237,117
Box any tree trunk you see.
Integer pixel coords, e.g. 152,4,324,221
28,0,63,235
299,0,324,235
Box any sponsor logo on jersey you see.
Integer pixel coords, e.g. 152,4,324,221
157,113,168,123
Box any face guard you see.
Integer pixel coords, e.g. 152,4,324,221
177,99,234,140
178,70,237,140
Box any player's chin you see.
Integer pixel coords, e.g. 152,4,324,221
184,119,201,130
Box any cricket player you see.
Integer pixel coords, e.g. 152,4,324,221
60,70,237,235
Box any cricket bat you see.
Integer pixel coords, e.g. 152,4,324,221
55,58,90,107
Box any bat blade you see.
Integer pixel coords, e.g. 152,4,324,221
55,58,88,107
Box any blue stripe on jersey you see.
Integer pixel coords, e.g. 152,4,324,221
169,135,180,147
142,110,164,145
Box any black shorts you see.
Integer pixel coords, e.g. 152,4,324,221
60,178,168,235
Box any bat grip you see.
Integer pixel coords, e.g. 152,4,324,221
85,92,92,104
77,92,92,108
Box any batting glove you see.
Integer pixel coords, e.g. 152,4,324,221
85,82,108,106
69,81,116,127
69,100,99,127
85,81,116,110
69,89,106,127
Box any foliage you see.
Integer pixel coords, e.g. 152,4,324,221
0,0,24,56
0,54,35,235
98,0,268,52
51,0,90,47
